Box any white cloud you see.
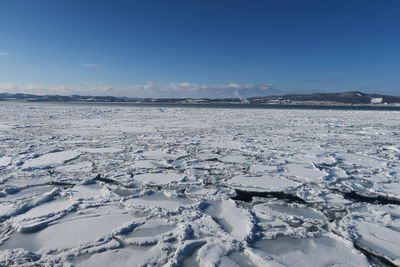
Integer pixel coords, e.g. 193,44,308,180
0,52,12,56
82,63,101,67
304,79,338,83
0,82,277,98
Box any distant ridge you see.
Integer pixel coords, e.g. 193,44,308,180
1,91,400,105
0,93,134,102
250,91,400,104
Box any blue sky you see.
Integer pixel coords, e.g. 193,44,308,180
1,0,399,98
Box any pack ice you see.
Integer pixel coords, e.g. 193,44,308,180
0,102,399,266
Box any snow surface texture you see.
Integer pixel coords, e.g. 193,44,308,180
0,102,399,266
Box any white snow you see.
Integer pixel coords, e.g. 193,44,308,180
124,192,196,211
227,175,301,192
55,161,92,173
34,211,134,251
220,155,248,164
0,156,12,168
354,220,400,261
254,234,370,266
134,172,184,185
284,163,327,182
205,199,255,241
79,147,123,153
22,150,80,170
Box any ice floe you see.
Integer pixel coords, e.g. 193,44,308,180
0,157,12,168
22,150,80,170
227,175,301,192
133,172,184,185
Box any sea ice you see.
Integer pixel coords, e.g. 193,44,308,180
0,157,11,168
22,150,80,170
227,175,301,192
133,172,184,185
0,102,399,266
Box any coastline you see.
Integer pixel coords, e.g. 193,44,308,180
2,100,400,111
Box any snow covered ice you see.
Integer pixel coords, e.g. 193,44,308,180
1,102,400,266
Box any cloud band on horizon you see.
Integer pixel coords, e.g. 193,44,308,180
0,82,277,98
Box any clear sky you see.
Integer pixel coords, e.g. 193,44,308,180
1,0,399,98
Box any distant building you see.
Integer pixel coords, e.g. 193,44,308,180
370,97,383,104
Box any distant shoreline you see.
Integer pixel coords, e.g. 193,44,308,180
2,100,400,111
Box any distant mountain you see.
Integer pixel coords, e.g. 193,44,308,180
1,91,399,105
0,93,138,102
250,91,400,104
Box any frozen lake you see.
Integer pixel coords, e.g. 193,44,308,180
0,102,399,266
